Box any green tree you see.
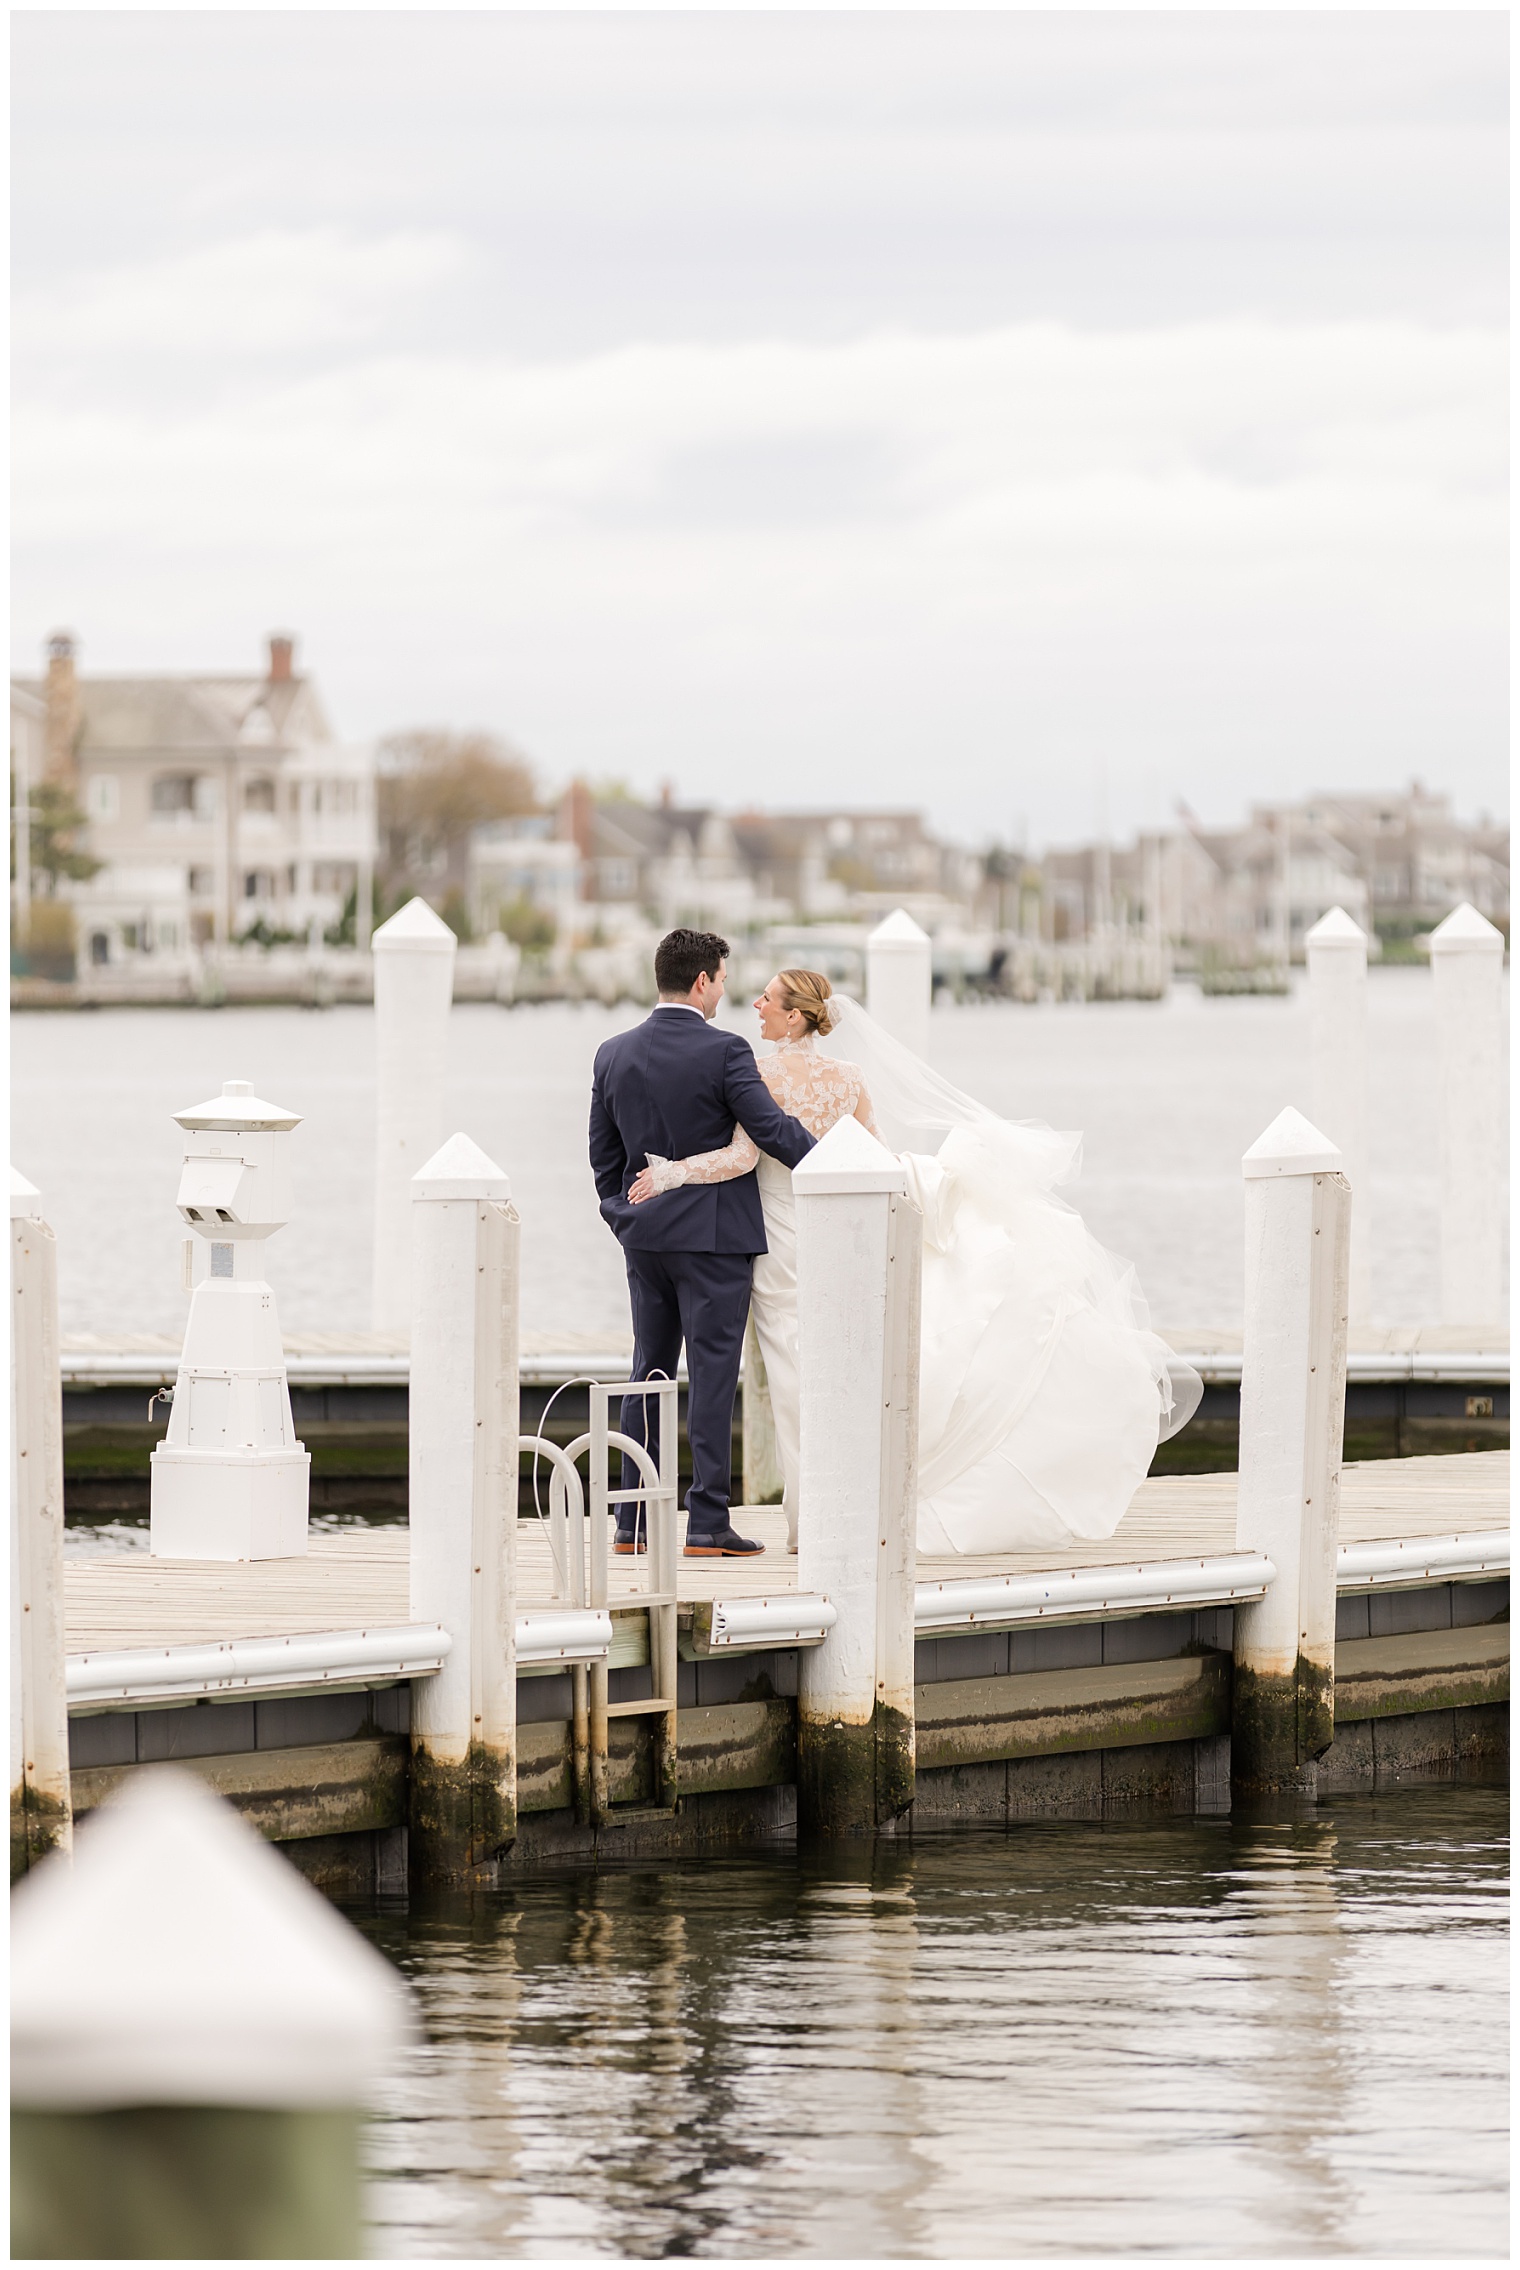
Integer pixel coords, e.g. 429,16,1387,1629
13,780,102,895
498,895,556,952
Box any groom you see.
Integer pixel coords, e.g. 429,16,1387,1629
589,927,815,1556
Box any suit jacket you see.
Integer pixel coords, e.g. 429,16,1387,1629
589,1008,815,1254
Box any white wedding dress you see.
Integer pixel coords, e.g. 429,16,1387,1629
645,1002,1200,1557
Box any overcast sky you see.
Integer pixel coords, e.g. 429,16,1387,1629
11,10,1507,848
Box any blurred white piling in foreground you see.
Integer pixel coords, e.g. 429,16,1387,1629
866,908,932,1060
1429,902,1506,1329
10,1168,72,1873
10,1769,414,2258
794,1116,921,1832
372,896,457,1336
409,1132,521,1881
1231,1107,1351,1794
1305,906,1370,1326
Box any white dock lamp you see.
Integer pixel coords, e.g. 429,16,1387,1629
149,1079,311,1562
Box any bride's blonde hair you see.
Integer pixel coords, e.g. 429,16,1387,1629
776,968,840,1037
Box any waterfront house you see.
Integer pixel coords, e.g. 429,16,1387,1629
10,632,378,967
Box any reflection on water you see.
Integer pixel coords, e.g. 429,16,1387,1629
355,1786,1507,2259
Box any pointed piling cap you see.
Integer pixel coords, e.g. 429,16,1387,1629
1428,901,1505,956
10,1166,43,1220
1242,1105,1342,1180
1304,905,1367,953
868,907,932,951
793,1110,907,1195
10,1769,416,2109
372,895,458,954
413,1129,512,1202
173,1078,301,1133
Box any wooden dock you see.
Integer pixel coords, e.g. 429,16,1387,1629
64,1452,1509,1688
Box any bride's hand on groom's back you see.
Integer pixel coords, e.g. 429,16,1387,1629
627,1168,657,1205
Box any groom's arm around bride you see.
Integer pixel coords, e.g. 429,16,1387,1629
588,927,814,1555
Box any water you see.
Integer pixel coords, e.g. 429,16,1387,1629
356,1787,1508,2258
9,969,1503,1339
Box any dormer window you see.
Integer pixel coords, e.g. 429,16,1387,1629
244,776,276,814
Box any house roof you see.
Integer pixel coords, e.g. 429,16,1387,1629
10,673,332,757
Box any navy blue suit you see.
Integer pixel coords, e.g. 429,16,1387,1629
589,1006,815,1538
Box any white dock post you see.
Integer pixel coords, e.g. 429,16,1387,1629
150,1082,310,1563
866,908,932,1059
10,1171,72,1876
11,1770,413,2258
1231,1107,1351,1794
1305,906,1370,1326
408,1133,521,1882
794,1117,921,1831
371,896,457,1336
1429,902,1506,1328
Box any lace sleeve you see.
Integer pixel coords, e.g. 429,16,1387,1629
854,1077,884,1143
642,1125,760,1194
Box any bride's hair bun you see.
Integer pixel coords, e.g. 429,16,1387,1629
776,967,837,1036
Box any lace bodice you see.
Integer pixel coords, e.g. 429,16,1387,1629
642,1036,881,1192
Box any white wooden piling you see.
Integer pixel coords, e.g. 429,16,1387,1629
866,908,932,1059
1231,1107,1351,1792
1305,906,1370,1326
794,1116,921,1830
11,1769,412,2257
11,1170,72,1875
1429,902,1506,1328
408,1132,521,1879
371,896,457,1335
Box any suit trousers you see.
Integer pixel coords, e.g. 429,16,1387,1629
621,1248,752,1539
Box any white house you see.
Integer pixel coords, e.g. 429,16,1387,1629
11,631,378,966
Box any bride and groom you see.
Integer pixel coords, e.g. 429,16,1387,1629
588,927,1199,1560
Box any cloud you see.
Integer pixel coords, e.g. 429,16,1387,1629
15,227,466,368
13,310,1504,841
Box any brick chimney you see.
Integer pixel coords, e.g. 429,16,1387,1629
43,630,81,785
659,779,674,812
557,778,594,862
267,633,295,684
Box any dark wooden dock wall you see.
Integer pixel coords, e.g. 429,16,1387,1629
58,1376,1511,1515
65,1582,1508,1893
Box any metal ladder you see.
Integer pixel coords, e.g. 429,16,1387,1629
537,1379,680,1827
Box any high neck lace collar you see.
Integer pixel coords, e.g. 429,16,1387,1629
774,1031,818,1055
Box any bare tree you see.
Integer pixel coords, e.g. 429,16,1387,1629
377,730,538,935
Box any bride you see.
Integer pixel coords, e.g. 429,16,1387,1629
627,968,1200,1557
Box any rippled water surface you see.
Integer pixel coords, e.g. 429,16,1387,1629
355,1787,1507,2259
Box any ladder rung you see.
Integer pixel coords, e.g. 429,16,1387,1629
604,1697,677,1718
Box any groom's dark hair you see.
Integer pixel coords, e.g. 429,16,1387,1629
655,928,729,995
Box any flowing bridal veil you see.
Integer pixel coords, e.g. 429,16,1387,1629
818,997,1202,1555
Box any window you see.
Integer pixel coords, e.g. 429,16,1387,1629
89,931,110,966
188,867,215,897
243,869,275,901
244,776,276,814
151,774,198,814
85,774,120,823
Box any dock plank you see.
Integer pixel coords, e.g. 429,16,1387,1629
63,1452,1508,1658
